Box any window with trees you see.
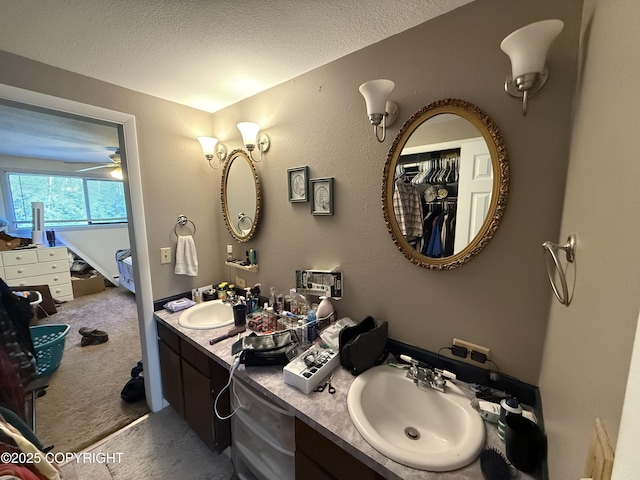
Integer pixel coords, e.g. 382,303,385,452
7,173,127,229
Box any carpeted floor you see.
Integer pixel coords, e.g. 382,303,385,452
35,285,150,453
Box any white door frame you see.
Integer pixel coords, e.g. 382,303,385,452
0,83,163,412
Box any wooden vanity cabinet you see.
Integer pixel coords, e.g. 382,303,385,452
156,320,231,453
295,418,384,480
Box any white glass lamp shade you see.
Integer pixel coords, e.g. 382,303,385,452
110,167,123,180
500,19,564,79
197,136,219,157
237,122,261,149
359,79,395,123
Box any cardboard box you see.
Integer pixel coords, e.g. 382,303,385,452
72,273,105,298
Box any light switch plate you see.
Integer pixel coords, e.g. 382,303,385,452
160,247,171,264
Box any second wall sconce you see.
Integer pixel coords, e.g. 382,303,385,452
237,122,270,163
500,19,564,116
197,136,228,170
359,79,398,142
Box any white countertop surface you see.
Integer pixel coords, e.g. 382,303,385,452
154,308,537,480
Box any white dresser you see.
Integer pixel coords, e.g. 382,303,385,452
0,247,74,301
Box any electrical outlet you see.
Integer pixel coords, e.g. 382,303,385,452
235,275,246,289
160,247,171,264
453,338,490,360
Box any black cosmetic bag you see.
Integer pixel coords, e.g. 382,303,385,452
339,316,388,375
231,330,298,366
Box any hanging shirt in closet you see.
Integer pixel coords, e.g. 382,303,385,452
393,178,423,240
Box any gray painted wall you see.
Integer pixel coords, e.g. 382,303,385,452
5,0,635,477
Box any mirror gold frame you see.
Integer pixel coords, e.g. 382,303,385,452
221,149,261,243
382,98,509,270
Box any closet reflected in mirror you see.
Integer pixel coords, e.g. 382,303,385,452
382,99,509,270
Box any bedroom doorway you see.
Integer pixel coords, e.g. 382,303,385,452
0,84,161,450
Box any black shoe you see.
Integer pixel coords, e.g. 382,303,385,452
131,361,143,378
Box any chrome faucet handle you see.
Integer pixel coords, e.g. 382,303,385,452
435,368,456,381
432,368,456,391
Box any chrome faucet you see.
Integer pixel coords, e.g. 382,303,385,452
400,355,456,393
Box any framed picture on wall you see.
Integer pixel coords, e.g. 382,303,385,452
310,177,334,215
287,166,309,202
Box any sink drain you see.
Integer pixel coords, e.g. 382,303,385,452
404,427,420,440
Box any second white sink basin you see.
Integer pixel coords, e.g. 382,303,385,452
178,300,234,330
347,364,485,472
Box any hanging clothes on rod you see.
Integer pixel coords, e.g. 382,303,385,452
393,178,424,241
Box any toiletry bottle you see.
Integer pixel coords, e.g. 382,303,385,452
264,306,276,331
297,319,306,345
498,397,522,441
244,287,253,312
307,307,317,342
276,292,285,313
268,287,276,308
193,289,201,303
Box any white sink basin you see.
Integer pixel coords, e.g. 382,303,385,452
347,364,485,472
178,300,234,330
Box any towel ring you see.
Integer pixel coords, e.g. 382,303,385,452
174,215,196,237
237,213,253,231
542,233,576,306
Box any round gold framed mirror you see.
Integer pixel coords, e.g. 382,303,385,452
382,99,509,270
221,149,261,242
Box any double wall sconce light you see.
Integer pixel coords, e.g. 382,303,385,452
359,79,398,142
500,19,564,116
543,233,577,306
197,122,270,169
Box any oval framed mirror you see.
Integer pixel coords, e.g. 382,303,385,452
382,98,509,270
221,149,261,242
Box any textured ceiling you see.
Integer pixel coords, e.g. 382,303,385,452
0,0,473,163
0,0,472,113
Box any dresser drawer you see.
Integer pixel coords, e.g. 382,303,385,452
4,260,70,280
36,247,68,263
8,271,72,288
1,250,38,266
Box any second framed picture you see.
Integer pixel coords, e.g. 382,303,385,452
310,177,334,215
287,166,309,202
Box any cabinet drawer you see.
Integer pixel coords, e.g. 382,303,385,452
4,260,70,280
36,247,68,262
157,321,180,353
233,413,294,480
232,378,294,451
1,250,38,266
180,338,209,375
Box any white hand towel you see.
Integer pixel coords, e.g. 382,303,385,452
174,235,198,276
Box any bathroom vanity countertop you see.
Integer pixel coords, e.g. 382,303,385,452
155,309,538,480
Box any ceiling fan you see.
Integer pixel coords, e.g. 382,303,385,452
76,149,123,179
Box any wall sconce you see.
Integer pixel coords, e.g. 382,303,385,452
237,122,270,163
500,19,564,116
110,167,123,180
197,136,228,170
542,233,576,306
358,79,398,142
